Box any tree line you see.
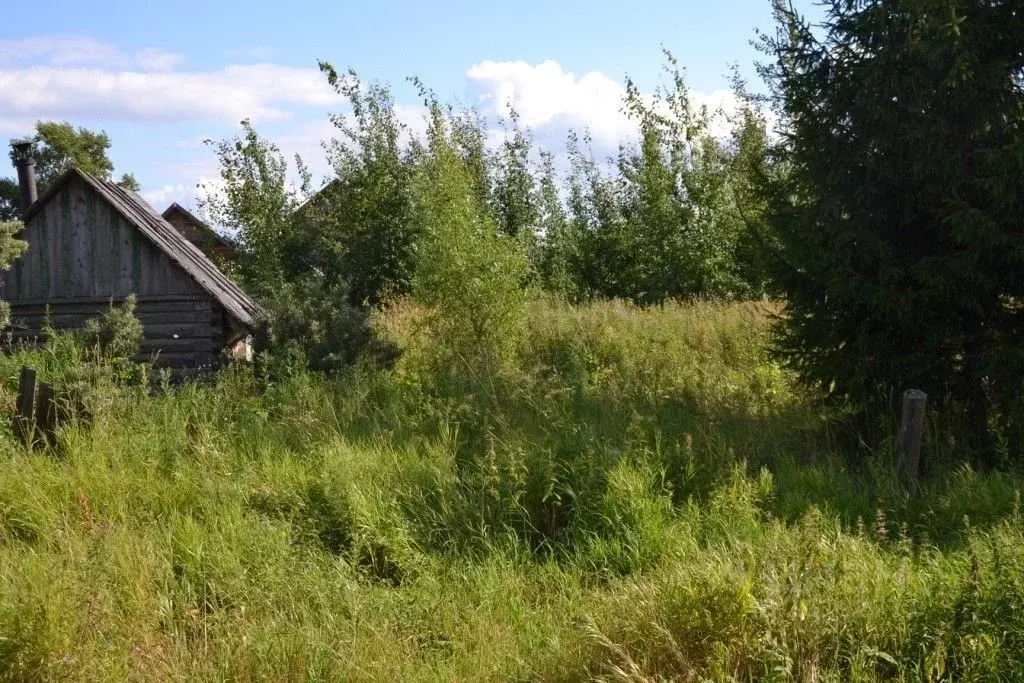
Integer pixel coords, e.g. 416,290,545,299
196,55,779,385
202,56,774,308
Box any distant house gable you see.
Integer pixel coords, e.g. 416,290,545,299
161,203,236,261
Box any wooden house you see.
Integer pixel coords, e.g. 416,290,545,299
1,161,264,371
161,202,236,262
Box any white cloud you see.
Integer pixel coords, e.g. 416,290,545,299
140,183,187,208
0,37,335,126
468,60,631,149
136,48,184,72
466,59,744,150
0,36,182,71
0,63,338,124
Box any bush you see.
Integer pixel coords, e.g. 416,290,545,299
254,273,398,378
0,296,147,442
0,220,27,328
409,104,528,376
39,295,143,383
80,295,143,375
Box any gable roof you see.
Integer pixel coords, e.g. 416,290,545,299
23,168,265,329
293,178,341,216
161,202,236,250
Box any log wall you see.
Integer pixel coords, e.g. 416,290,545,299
6,297,221,369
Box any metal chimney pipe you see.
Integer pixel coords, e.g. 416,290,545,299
10,141,38,214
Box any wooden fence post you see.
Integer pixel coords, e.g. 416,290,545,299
15,366,37,445
36,381,56,446
899,389,927,486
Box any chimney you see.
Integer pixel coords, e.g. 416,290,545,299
10,141,37,214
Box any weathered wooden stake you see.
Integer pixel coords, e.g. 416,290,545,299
899,388,927,485
35,381,56,446
15,366,37,445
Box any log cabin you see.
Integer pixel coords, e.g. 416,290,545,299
1,145,264,371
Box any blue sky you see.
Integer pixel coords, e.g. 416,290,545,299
0,0,799,210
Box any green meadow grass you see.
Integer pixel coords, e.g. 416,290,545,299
0,299,1022,681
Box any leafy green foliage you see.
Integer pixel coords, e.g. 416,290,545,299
203,115,399,375
296,65,417,306
30,121,113,187
615,61,744,303
254,273,397,377
82,295,144,372
0,220,28,326
726,79,778,296
761,0,1024,452
549,55,775,304
1,121,139,222
204,55,777,334
563,130,628,299
39,295,143,380
0,221,27,265
23,296,146,427
115,173,141,192
6,121,139,193
0,179,19,222
200,120,309,301
533,149,575,296
493,109,539,242
410,102,528,372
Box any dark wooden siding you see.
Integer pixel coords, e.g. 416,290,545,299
163,207,235,261
164,211,205,247
1,177,202,302
6,297,220,369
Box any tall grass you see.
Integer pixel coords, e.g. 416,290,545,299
0,299,1021,680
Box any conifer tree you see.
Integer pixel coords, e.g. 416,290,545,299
763,0,1024,451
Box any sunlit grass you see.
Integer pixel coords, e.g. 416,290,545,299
0,298,1021,680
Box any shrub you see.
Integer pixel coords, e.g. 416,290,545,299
409,104,528,376
0,220,27,328
254,273,398,378
24,296,146,431
39,295,142,381
80,295,143,376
